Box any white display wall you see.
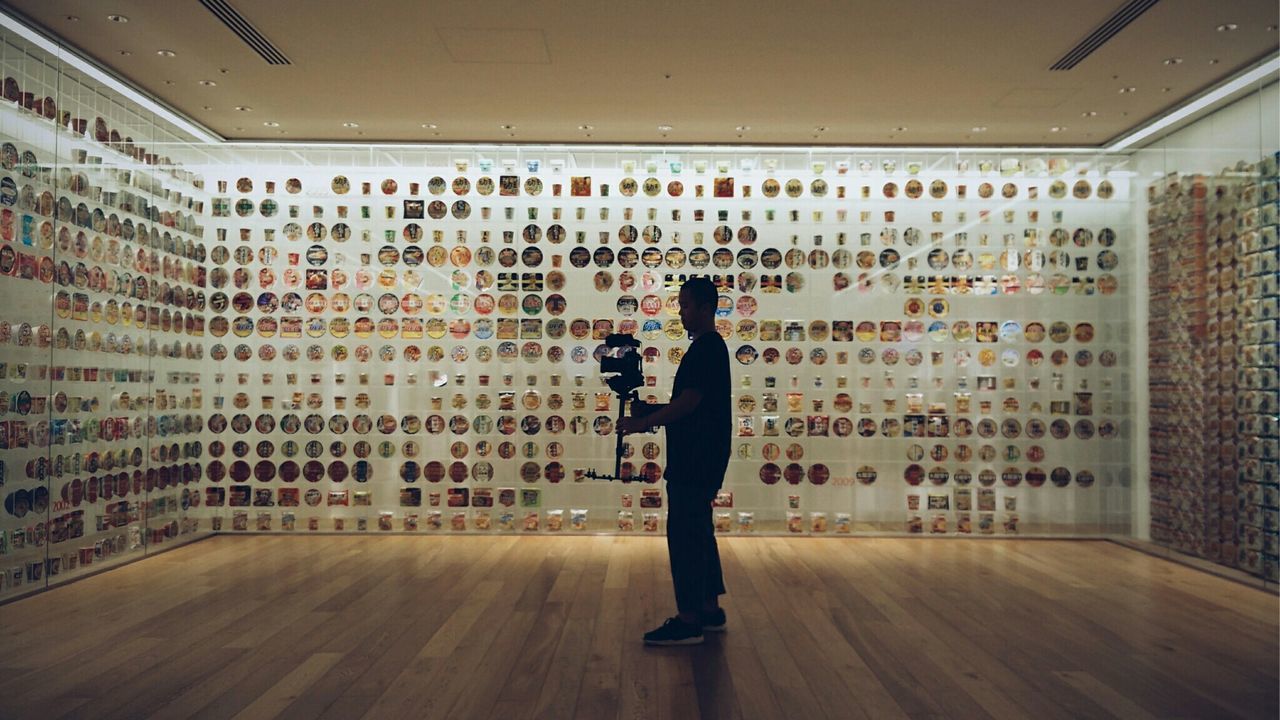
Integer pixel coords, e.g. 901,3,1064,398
193,146,1136,537
0,28,213,601
1133,81,1280,583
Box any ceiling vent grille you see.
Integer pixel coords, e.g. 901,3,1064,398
1049,0,1160,70
199,0,291,65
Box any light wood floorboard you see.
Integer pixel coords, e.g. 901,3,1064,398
0,536,1274,720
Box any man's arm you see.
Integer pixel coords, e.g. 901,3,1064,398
644,389,702,428
618,389,702,434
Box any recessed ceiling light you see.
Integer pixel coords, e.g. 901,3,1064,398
106,14,129,23
1163,57,1182,65
1050,126,1066,132
1267,25,1277,32
164,80,175,85
971,126,987,132
894,126,908,132
657,124,673,131
198,80,217,87
1208,58,1220,65
1118,86,1136,94
1216,23,1238,32
219,68,230,74
499,124,514,130
201,105,212,111
118,50,131,57
234,127,244,132
234,106,252,112
65,15,79,21
156,49,176,58
735,125,751,132
1162,87,1172,93
278,130,287,135
578,124,594,130
813,126,827,132
1081,110,1098,117
263,121,279,127
342,122,359,128
421,123,437,129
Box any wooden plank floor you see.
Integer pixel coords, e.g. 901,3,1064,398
0,536,1275,720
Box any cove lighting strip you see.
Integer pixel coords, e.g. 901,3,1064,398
1106,54,1280,152
222,141,1112,153
0,9,222,144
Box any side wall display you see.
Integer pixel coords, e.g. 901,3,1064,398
200,151,1134,537
0,35,212,601
1147,152,1280,582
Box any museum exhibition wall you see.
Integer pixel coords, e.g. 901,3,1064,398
1138,81,1279,579
0,20,1274,601
0,27,213,600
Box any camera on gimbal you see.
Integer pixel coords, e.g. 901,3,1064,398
599,333,645,396
582,333,661,482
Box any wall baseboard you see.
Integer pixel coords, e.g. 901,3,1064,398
1107,536,1278,594
0,531,217,607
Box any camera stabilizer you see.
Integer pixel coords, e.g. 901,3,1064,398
581,333,660,483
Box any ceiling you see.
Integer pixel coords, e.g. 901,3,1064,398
6,0,1279,146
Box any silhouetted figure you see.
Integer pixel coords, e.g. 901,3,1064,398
619,277,730,645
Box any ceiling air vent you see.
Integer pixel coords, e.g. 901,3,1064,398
1049,0,1160,71
199,0,291,65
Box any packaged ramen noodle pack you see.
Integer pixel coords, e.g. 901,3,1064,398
643,512,660,532
810,512,828,533
787,511,804,533
714,512,732,533
834,512,851,534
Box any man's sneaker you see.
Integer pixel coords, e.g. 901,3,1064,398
700,607,727,632
643,617,704,646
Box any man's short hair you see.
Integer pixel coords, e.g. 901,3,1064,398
681,276,718,311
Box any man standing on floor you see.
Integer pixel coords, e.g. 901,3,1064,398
618,276,731,646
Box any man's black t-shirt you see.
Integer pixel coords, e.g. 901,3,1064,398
665,331,731,487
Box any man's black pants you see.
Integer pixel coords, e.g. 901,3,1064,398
666,482,726,615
